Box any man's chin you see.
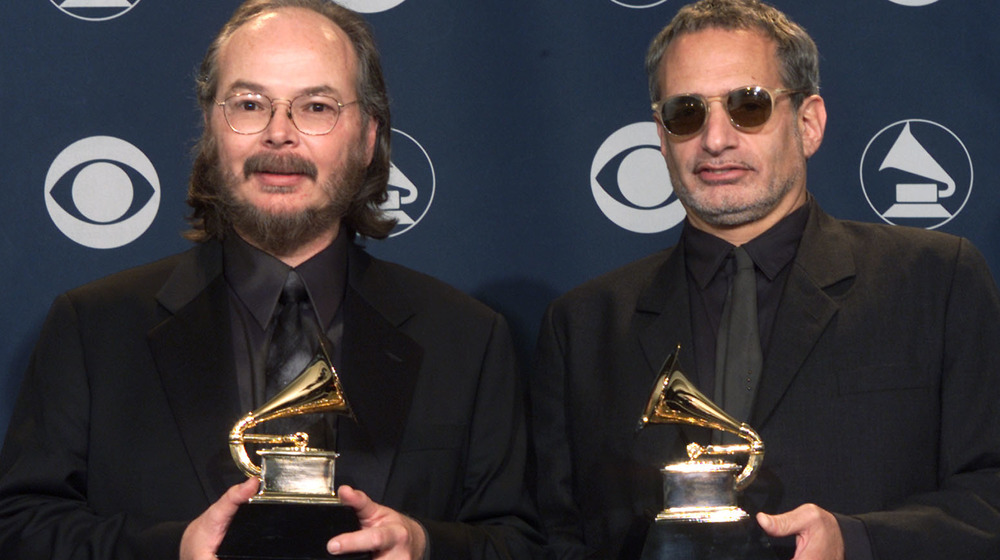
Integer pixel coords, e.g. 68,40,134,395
230,199,341,253
250,191,341,216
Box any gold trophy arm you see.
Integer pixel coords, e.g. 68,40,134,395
230,413,264,478
227,348,354,479
242,433,309,446
229,413,313,477
686,425,765,491
737,438,765,491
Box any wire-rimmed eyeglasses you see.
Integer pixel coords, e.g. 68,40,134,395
216,92,360,136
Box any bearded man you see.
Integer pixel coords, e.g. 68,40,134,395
0,2,542,559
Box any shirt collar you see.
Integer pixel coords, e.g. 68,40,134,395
223,229,349,330
682,195,812,287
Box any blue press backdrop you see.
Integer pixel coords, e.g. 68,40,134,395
2,0,998,438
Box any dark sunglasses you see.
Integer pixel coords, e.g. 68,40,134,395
652,86,808,137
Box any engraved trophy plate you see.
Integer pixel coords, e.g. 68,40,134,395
636,346,776,559
255,447,340,503
217,344,370,560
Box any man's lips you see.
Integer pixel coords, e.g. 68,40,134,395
253,171,308,189
694,162,751,183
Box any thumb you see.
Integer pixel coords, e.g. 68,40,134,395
757,511,795,537
215,478,259,521
337,485,379,521
231,477,260,503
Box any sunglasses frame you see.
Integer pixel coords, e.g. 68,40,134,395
652,86,809,138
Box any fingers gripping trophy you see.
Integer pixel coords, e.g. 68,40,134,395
636,346,777,560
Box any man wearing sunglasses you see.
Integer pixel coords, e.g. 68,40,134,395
531,1,1000,559
0,1,544,559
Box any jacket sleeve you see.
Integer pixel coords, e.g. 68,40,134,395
0,294,187,560
417,313,547,560
529,302,596,559
853,238,1000,558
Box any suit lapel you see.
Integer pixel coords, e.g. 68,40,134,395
637,247,694,379
752,205,855,427
148,243,245,502
635,247,707,450
337,246,421,503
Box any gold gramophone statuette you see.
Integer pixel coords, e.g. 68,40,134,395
217,344,367,560
228,345,353,504
638,346,765,524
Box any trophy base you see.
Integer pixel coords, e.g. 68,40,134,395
639,516,777,560
217,502,370,560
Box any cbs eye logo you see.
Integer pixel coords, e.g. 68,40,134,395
333,0,407,13
591,122,685,234
609,0,669,8
51,0,142,21
44,136,160,249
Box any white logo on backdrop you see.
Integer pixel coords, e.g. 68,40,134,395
887,0,939,6
335,0,406,14
382,129,435,237
609,0,670,8
860,120,972,230
51,0,141,21
45,136,160,249
591,122,684,234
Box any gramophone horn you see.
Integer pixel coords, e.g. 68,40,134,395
639,346,764,491
228,345,353,478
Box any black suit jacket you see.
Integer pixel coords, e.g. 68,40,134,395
531,203,1000,559
0,240,543,559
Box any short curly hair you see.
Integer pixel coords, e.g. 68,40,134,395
645,0,820,109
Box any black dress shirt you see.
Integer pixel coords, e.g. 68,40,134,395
682,199,810,397
222,230,348,448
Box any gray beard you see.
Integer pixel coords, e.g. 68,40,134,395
672,166,802,228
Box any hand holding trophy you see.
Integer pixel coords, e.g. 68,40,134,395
217,342,370,560
637,346,776,560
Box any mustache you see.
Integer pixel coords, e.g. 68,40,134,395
243,153,318,180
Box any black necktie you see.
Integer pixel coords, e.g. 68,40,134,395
714,246,763,432
264,270,321,434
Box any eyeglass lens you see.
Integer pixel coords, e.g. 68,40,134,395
660,87,774,136
222,94,343,135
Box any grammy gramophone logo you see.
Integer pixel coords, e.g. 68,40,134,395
860,119,973,230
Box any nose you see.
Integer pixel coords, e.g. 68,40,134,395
700,99,738,155
262,99,298,147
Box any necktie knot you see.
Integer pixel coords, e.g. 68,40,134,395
733,246,754,272
278,270,308,307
